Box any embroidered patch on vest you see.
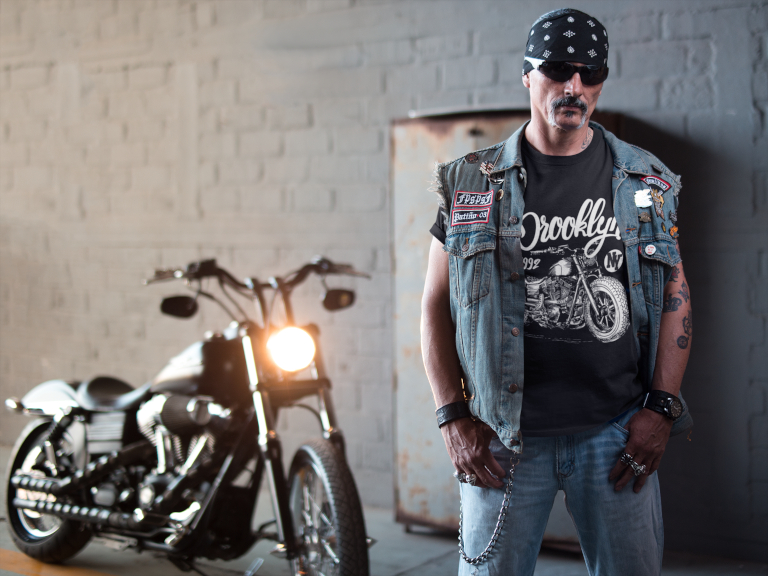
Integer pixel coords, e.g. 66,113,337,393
641,175,671,192
451,208,491,226
453,190,493,209
641,176,671,219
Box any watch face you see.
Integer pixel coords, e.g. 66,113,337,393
668,399,683,419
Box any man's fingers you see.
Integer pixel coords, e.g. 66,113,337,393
483,451,507,478
633,473,648,493
645,454,661,476
462,456,504,489
614,466,634,491
476,465,504,489
453,466,491,489
608,460,625,481
453,455,504,489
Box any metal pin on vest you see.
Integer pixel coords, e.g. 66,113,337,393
479,162,504,185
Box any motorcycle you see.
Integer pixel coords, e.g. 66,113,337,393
524,245,629,343
4,256,372,575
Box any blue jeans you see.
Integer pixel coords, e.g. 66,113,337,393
458,407,663,576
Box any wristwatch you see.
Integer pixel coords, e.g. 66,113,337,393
642,390,683,421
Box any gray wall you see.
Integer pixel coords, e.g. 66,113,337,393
0,0,765,562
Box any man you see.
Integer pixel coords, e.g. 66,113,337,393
421,8,693,576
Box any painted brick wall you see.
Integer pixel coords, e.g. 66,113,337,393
1,0,766,561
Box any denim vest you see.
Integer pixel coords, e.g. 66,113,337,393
434,121,693,453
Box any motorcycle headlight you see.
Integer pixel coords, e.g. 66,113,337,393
266,327,316,372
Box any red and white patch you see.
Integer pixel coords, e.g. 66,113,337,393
451,208,491,226
453,190,493,209
641,175,671,192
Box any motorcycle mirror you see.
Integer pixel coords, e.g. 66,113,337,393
161,295,198,318
322,289,356,311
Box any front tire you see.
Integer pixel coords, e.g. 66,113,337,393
5,419,92,563
585,276,630,343
287,438,369,576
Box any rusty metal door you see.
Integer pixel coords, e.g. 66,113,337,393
392,109,595,548
391,111,528,530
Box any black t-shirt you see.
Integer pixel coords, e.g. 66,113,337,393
430,129,642,436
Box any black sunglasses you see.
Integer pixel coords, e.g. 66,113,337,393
535,61,609,86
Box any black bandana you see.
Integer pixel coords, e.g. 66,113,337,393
523,9,609,75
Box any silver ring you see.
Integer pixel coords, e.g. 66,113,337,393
466,473,477,486
629,461,647,476
620,452,647,476
453,471,467,483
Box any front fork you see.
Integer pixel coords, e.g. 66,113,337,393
242,331,344,559
306,324,346,457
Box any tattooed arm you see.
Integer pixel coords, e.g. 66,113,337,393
611,261,692,493
653,262,692,395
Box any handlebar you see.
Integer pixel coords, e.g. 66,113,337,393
143,256,370,291
277,256,370,290
528,244,576,256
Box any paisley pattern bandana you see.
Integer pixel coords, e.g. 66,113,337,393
523,9,609,75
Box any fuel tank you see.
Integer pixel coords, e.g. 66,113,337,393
548,258,573,276
151,337,251,406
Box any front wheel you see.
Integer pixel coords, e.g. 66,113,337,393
287,438,369,576
585,276,630,343
5,419,92,563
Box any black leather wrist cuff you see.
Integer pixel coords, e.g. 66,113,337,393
436,401,472,428
642,390,682,420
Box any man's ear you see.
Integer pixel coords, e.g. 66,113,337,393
522,73,531,89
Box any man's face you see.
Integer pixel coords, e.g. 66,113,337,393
523,63,603,132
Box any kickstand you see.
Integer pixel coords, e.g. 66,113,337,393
167,557,213,576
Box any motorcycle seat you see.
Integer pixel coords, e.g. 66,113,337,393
77,376,152,412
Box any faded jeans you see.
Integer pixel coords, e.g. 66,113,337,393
458,407,663,576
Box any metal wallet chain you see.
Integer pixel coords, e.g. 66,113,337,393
458,456,519,566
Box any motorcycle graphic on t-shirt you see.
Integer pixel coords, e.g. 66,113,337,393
524,245,629,343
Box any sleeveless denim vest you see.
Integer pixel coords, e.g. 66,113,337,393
434,121,693,453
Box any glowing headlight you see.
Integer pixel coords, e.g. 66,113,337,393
267,327,316,372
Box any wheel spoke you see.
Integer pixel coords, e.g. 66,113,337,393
591,291,619,330
321,541,340,564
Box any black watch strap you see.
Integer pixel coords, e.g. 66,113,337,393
436,401,472,428
643,390,682,420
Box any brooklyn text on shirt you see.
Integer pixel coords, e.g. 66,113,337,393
521,198,621,258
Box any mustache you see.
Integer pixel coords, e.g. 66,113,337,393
551,96,588,115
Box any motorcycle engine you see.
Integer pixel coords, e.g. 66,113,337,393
136,394,230,475
543,278,575,322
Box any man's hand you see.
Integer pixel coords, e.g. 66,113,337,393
609,408,672,493
422,239,506,488
441,417,506,489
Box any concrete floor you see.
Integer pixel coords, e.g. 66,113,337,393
1,444,766,576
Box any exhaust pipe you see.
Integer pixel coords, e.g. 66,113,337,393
12,498,166,531
10,441,154,496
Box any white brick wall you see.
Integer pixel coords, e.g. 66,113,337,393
0,0,767,560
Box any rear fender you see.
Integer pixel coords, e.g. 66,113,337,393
18,380,81,416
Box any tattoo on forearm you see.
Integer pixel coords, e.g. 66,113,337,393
677,310,692,349
678,281,689,303
669,265,680,282
663,294,682,312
